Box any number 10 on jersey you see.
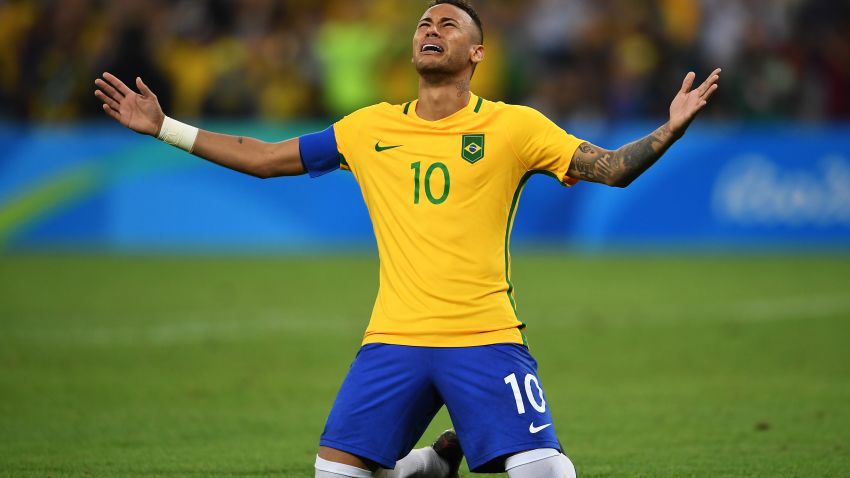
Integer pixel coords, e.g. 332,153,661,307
411,161,450,205
504,372,547,414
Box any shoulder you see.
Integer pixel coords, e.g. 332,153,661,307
483,101,561,144
339,102,406,124
489,101,553,124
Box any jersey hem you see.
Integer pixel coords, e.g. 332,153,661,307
362,328,525,348
557,140,583,187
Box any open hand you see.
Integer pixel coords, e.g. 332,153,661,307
669,68,721,137
94,73,165,136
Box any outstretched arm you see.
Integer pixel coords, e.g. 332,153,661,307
566,68,721,187
94,72,305,179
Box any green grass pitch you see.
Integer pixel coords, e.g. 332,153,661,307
1,253,849,477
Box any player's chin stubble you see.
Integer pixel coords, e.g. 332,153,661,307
414,55,465,83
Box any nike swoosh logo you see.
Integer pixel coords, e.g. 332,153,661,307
375,142,403,152
529,422,552,434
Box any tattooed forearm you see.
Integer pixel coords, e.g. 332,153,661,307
572,143,609,181
568,123,676,187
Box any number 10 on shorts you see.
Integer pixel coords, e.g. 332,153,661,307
504,373,547,414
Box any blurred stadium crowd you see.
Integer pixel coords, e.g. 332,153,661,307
1,0,848,123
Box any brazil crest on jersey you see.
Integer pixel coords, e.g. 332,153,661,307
329,94,584,347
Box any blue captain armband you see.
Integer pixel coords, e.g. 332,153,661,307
299,125,341,178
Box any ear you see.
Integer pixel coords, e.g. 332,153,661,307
470,44,485,66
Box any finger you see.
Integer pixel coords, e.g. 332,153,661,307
680,72,696,93
697,69,722,96
103,72,133,96
94,90,120,111
102,103,122,122
694,95,712,111
95,78,123,102
136,77,154,97
700,83,719,102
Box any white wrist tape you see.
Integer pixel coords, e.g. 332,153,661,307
157,116,199,153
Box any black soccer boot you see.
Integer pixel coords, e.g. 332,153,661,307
431,429,464,478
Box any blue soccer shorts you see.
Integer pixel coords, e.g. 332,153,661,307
319,343,561,472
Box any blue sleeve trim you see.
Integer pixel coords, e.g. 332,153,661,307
299,125,340,178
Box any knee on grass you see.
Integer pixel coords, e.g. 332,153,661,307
315,455,373,477
505,449,576,478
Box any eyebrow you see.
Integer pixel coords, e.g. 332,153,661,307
419,16,460,24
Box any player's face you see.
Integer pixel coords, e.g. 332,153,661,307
413,4,483,79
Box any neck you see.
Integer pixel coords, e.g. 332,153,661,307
416,75,472,121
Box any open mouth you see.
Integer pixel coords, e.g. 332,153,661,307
421,44,445,54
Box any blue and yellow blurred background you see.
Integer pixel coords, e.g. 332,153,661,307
1,0,848,252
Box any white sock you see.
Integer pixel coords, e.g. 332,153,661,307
506,449,576,478
315,455,373,477
374,447,449,478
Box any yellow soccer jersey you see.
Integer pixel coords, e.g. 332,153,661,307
333,94,584,347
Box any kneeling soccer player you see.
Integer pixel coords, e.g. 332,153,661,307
94,0,720,475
